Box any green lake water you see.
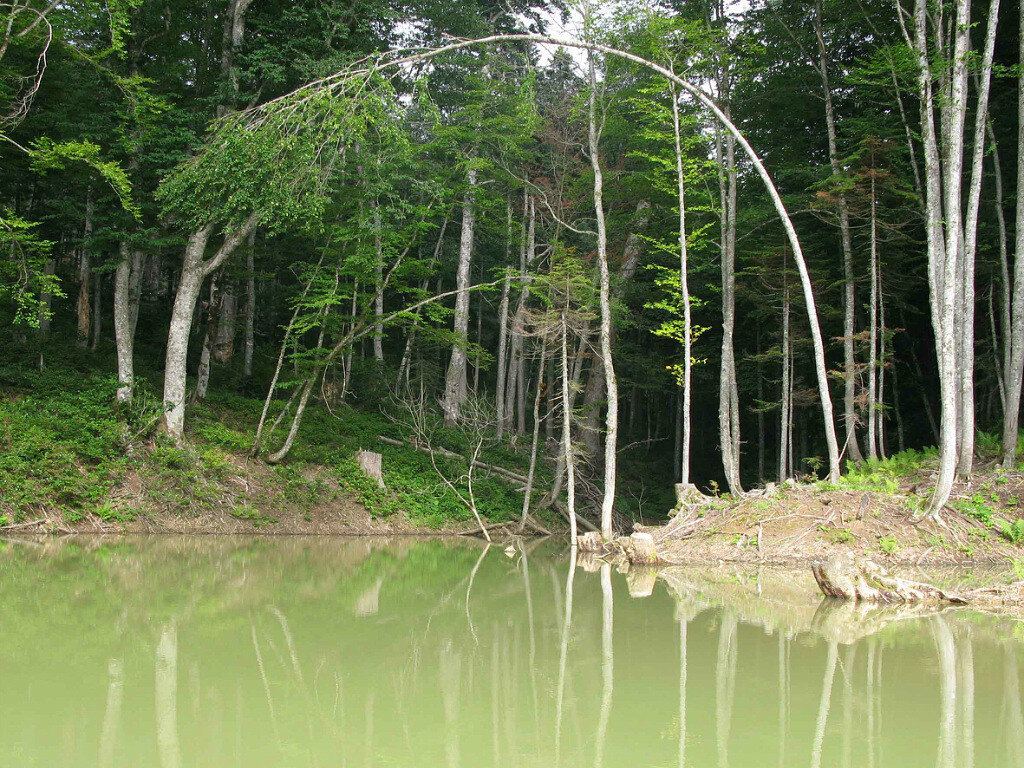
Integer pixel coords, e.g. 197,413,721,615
0,535,1021,767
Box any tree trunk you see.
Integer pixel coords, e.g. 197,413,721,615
868,174,879,461
716,114,743,494
580,200,651,462
911,0,969,515
162,216,257,441
672,84,694,486
588,48,619,540
76,196,93,347
878,256,887,458
560,308,578,539
90,267,101,351
496,201,513,437
373,201,384,363
114,243,144,403
1003,0,1024,467
213,278,237,363
958,0,1001,476
243,233,256,378
779,283,791,484
194,276,217,402
442,164,477,426
519,346,546,532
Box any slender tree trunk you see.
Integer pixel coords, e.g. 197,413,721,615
90,267,102,351
194,276,217,402
958,0,1001,476
496,200,513,437
519,346,546,532
1003,0,1024,466
213,279,237,363
716,115,743,495
988,126,1013,415
561,308,578,538
243,232,256,378
672,84,694,486
757,329,765,483
373,201,384,363
815,0,864,464
878,257,887,458
76,196,93,347
588,48,619,539
892,353,906,452
868,174,879,461
472,289,482,395
442,164,478,425
779,284,791,483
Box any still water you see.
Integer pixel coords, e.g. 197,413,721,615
0,536,1021,767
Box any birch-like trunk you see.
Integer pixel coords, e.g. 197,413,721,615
162,216,257,441
909,0,969,514
441,164,477,426
496,201,513,436
560,308,578,539
868,174,879,460
716,115,743,493
588,47,619,539
1003,0,1024,466
672,85,694,486
779,282,791,484
958,0,1001,476
114,244,144,402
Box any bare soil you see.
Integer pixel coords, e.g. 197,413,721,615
641,464,1024,571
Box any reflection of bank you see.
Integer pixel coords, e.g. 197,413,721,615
650,563,1023,768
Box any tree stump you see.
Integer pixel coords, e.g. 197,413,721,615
356,449,385,489
671,482,705,515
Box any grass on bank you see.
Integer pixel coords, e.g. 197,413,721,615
0,358,548,529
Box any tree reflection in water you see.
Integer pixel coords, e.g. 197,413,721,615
0,537,1021,767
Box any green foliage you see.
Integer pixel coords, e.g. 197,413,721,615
1010,557,1024,580
818,525,853,544
0,210,58,327
877,535,898,555
229,505,278,527
0,368,132,518
995,518,1024,546
30,138,139,218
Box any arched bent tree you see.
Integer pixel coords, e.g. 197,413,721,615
168,33,842,483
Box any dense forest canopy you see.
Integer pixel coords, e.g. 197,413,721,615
3,0,1024,531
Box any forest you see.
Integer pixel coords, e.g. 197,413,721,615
3,0,1024,546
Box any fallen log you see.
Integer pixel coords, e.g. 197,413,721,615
377,435,529,484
